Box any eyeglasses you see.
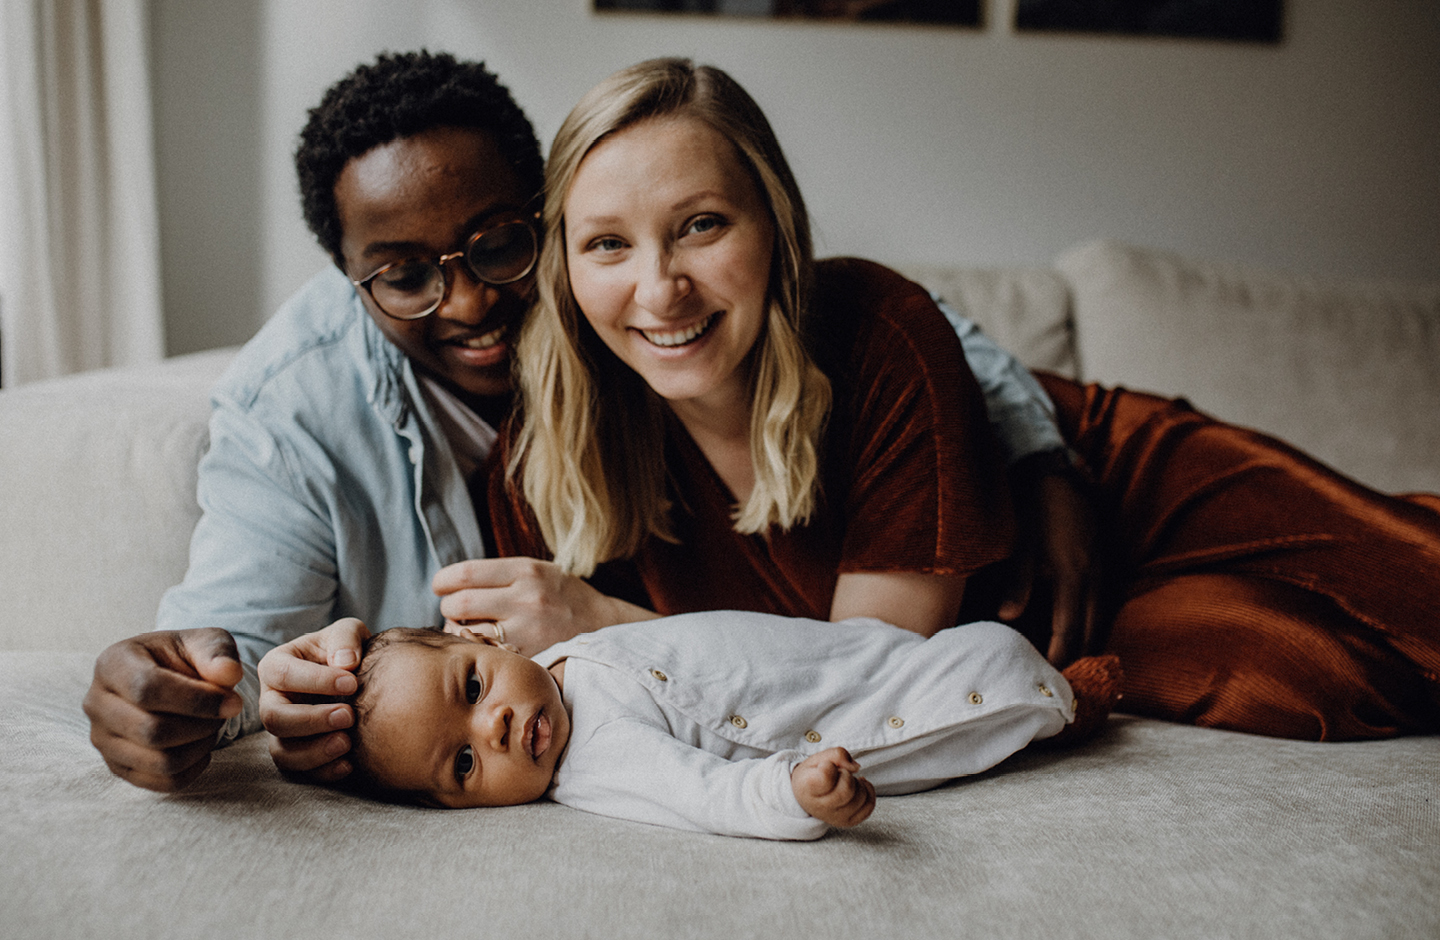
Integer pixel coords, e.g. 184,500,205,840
351,212,540,321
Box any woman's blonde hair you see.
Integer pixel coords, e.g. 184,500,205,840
513,58,832,576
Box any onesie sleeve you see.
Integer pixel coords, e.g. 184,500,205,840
815,259,1016,578
156,393,343,743
933,291,1065,466
553,718,827,841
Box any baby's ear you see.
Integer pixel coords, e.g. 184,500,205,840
454,627,502,648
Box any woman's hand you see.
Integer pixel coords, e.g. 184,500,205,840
258,617,370,783
999,453,1105,667
434,557,658,657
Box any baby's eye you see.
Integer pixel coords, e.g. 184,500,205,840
455,745,475,783
465,668,483,704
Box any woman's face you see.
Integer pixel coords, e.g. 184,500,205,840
335,126,534,409
563,116,775,418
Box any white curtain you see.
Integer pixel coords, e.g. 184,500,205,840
0,0,164,387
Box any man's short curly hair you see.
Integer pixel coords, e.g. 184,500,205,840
296,50,544,267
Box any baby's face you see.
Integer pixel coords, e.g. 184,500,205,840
360,633,569,808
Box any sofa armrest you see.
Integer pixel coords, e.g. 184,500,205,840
0,348,236,653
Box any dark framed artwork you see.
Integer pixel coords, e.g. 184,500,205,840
1015,0,1283,43
593,1,982,28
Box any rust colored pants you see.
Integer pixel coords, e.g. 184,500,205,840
1039,374,1440,741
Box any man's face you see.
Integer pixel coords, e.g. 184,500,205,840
335,126,533,406
360,633,569,808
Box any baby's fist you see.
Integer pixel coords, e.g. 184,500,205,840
791,747,876,829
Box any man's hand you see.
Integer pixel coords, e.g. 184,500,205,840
791,747,876,829
258,617,370,783
434,557,657,657
999,454,1105,667
83,628,243,792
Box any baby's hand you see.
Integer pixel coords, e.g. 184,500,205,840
791,747,876,829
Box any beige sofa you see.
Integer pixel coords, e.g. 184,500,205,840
2,240,1436,939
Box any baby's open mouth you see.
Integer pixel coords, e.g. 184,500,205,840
525,709,552,762
639,312,719,348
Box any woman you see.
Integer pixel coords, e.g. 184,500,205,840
480,58,1440,741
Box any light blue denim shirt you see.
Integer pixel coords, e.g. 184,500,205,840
934,290,1064,465
159,266,1062,742
156,267,488,741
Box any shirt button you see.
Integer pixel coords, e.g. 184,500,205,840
650,669,667,682
1039,684,1053,697
730,715,748,729
804,730,822,743
887,716,904,729
968,692,984,705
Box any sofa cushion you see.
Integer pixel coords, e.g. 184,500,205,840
1060,240,1440,494
896,264,1078,377
0,348,235,652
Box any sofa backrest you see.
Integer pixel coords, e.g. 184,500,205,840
895,264,1078,377
0,348,235,652
1061,240,1440,494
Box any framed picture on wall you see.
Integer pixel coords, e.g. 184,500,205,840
1015,0,1283,43
593,1,982,28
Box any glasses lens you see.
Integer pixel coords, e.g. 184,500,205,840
369,261,444,320
466,220,538,285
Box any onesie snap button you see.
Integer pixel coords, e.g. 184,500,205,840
968,692,984,705
650,669,667,682
1039,684,1053,697
729,715,748,729
887,716,904,729
804,730,822,743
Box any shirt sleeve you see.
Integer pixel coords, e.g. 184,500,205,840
932,291,1065,465
821,259,1016,579
155,396,342,742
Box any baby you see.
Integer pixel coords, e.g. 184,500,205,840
344,611,1120,840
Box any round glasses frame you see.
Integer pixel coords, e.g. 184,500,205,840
351,211,541,321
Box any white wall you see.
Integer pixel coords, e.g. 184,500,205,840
150,0,1440,355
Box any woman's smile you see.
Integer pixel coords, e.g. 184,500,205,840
635,311,723,349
